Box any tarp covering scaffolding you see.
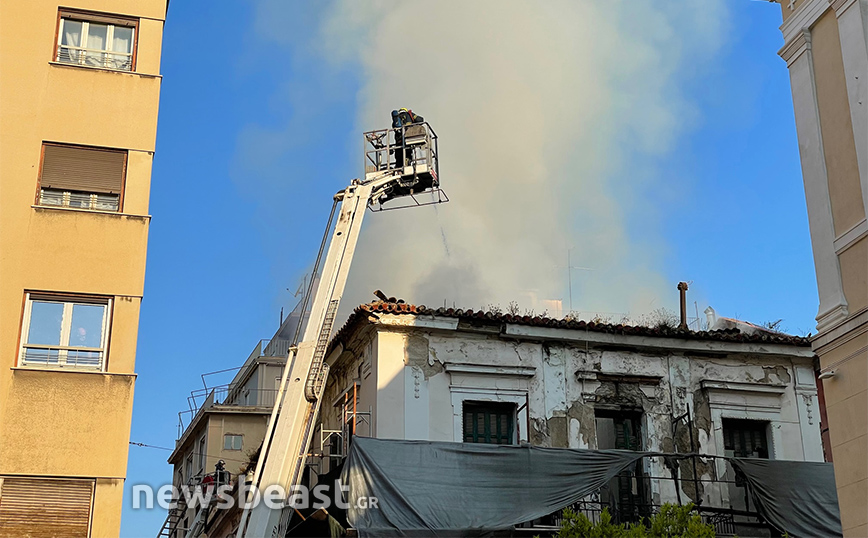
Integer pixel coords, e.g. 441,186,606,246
343,438,648,537
342,437,842,538
731,458,842,538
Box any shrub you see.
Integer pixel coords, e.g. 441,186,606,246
553,503,715,538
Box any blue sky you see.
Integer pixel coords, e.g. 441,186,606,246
121,2,816,534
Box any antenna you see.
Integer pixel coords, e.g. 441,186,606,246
553,248,593,312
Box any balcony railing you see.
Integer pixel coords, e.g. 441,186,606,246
176,338,292,437
57,45,132,71
519,454,773,537
261,338,292,357
20,345,103,370
177,387,282,437
39,189,119,212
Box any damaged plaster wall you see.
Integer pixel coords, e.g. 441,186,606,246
320,314,822,508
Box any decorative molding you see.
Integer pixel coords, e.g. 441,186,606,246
780,0,832,45
783,23,852,331
503,324,815,358
834,218,867,253
701,380,787,394
378,315,459,331
802,394,816,425
412,368,421,399
817,303,850,331
795,365,818,387
811,306,868,352
829,0,858,16
779,28,809,65
575,371,663,385
444,363,536,377
703,381,785,416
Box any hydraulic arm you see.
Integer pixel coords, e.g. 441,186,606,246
235,120,441,537
238,176,384,536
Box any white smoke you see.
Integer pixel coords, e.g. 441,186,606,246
252,1,728,317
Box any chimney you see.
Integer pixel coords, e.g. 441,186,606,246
677,282,689,330
704,306,717,330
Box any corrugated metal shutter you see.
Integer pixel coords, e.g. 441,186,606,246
0,477,94,538
40,144,126,194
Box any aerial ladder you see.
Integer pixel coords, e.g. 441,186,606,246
183,116,442,538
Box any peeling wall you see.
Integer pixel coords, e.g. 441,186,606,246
320,315,823,507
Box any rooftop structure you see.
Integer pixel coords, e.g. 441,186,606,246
312,296,828,536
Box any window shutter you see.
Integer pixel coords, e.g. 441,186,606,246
41,144,126,194
59,10,138,27
0,477,94,538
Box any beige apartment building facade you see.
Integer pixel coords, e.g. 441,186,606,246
776,0,868,535
0,1,167,536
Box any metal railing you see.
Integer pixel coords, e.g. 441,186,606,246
57,45,132,71
262,338,292,357
363,123,439,180
39,189,119,211
19,345,103,370
521,454,773,537
176,338,293,437
178,387,282,435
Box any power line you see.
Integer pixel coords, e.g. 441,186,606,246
129,441,253,467
130,441,172,451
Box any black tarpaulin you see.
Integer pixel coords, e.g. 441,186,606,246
731,458,842,538
341,437,645,537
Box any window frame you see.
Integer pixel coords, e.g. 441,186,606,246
36,142,128,213
53,8,139,72
197,435,207,474
223,434,243,451
185,454,194,485
722,418,771,459
18,292,112,372
462,401,516,445
594,408,644,451
593,408,651,523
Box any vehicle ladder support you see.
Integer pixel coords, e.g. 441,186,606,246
234,119,442,538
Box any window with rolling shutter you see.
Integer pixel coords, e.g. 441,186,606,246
38,143,126,211
0,476,94,538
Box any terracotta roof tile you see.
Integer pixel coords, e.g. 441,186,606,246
331,300,811,350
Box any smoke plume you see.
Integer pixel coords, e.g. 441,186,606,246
252,1,728,318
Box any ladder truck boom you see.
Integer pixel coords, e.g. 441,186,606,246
230,119,441,538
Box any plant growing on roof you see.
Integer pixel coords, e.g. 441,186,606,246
551,503,716,538
485,303,503,315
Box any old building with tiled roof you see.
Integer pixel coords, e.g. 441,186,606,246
314,297,824,534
